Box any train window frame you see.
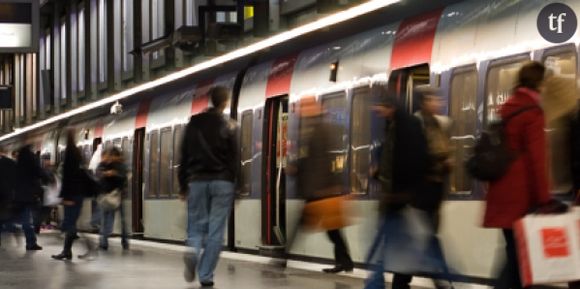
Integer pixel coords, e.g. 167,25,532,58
319,90,349,192
349,84,373,195
148,129,160,198
239,110,254,197
484,53,531,125
541,45,577,76
172,124,184,197
448,64,478,196
158,127,173,198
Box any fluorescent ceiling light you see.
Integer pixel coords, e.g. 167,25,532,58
0,0,400,142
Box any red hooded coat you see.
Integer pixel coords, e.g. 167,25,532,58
484,88,551,228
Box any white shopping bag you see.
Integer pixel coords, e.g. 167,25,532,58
514,208,580,287
43,178,62,207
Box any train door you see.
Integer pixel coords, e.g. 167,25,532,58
262,96,288,249
132,128,145,235
387,64,430,113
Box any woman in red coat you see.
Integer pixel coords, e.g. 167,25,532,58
484,62,552,289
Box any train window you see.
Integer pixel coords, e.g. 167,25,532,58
240,110,253,197
449,67,478,195
172,125,184,196
321,92,347,177
485,60,527,123
350,86,372,195
148,130,159,198
159,127,172,197
543,51,578,194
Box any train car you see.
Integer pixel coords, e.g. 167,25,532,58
4,0,580,282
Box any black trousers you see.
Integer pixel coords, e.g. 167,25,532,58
495,229,522,289
327,229,353,268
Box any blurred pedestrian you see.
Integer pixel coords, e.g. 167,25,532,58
484,62,563,289
52,130,99,260
364,93,429,289
179,86,239,287
89,144,103,233
96,146,129,250
13,145,45,251
284,96,353,274
0,146,18,247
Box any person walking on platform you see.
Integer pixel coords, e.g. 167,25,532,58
13,145,46,251
52,130,98,260
364,93,429,289
386,86,455,289
484,62,565,289
179,86,239,287
96,147,129,250
0,147,18,248
284,96,354,274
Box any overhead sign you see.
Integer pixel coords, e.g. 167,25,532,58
0,1,38,53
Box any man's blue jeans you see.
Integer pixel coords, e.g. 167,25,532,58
186,180,234,283
99,204,128,248
17,206,37,247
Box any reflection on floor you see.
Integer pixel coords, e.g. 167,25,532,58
0,233,364,289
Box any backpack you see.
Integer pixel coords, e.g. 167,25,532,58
466,106,539,181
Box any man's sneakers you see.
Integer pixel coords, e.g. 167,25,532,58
200,281,214,287
183,253,197,283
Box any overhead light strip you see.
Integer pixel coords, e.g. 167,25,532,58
0,0,400,142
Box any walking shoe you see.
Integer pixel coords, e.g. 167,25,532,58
200,281,214,287
26,244,43,251
322,265,353,274
51,252,72,260
183,253,197,283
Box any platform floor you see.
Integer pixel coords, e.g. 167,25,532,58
0,233,371,289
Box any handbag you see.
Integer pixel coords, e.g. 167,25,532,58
98,189,122,211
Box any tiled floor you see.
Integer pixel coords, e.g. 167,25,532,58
0,233,366,289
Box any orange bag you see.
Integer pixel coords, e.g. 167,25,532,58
302,195,351,231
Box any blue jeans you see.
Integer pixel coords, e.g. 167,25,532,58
99,204,128,248
61,199,83,236
16,205,37,247
186,180,234,283
90,199,102,230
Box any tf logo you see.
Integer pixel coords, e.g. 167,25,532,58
541,227,570,258
538,3,578,43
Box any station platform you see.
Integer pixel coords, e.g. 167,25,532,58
0,233,482,289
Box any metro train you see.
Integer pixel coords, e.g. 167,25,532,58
3,0,580,281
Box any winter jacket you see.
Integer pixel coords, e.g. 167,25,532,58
96,160,128,194
0,155,17,220
377,110,429,213
14,146,47,205
484,88,552,228
60,143,92,201
296,116,343,201
178,108,239,192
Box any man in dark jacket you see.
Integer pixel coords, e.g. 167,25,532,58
0,147,18,247
179,86,239,287
365,94,429,289
13,145,44,251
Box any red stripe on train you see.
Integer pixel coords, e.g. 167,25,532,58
192,79,214,115
135,98,153,129
390,9,443,70
266,55,298,98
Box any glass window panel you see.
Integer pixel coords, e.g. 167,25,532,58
449,68,478,195
486,61,526,123
70,11,78,97
45,31,51,69
159,128,172,197
240,111,253,196
350,87,372,194
78,5,85,92
98,0,107,84
544,52,578,194
122,0,134,73
173,125,183,195
60,20,67,100
217,12,226,23
149,131,159,197
320,93,347,182
185,0,195,25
